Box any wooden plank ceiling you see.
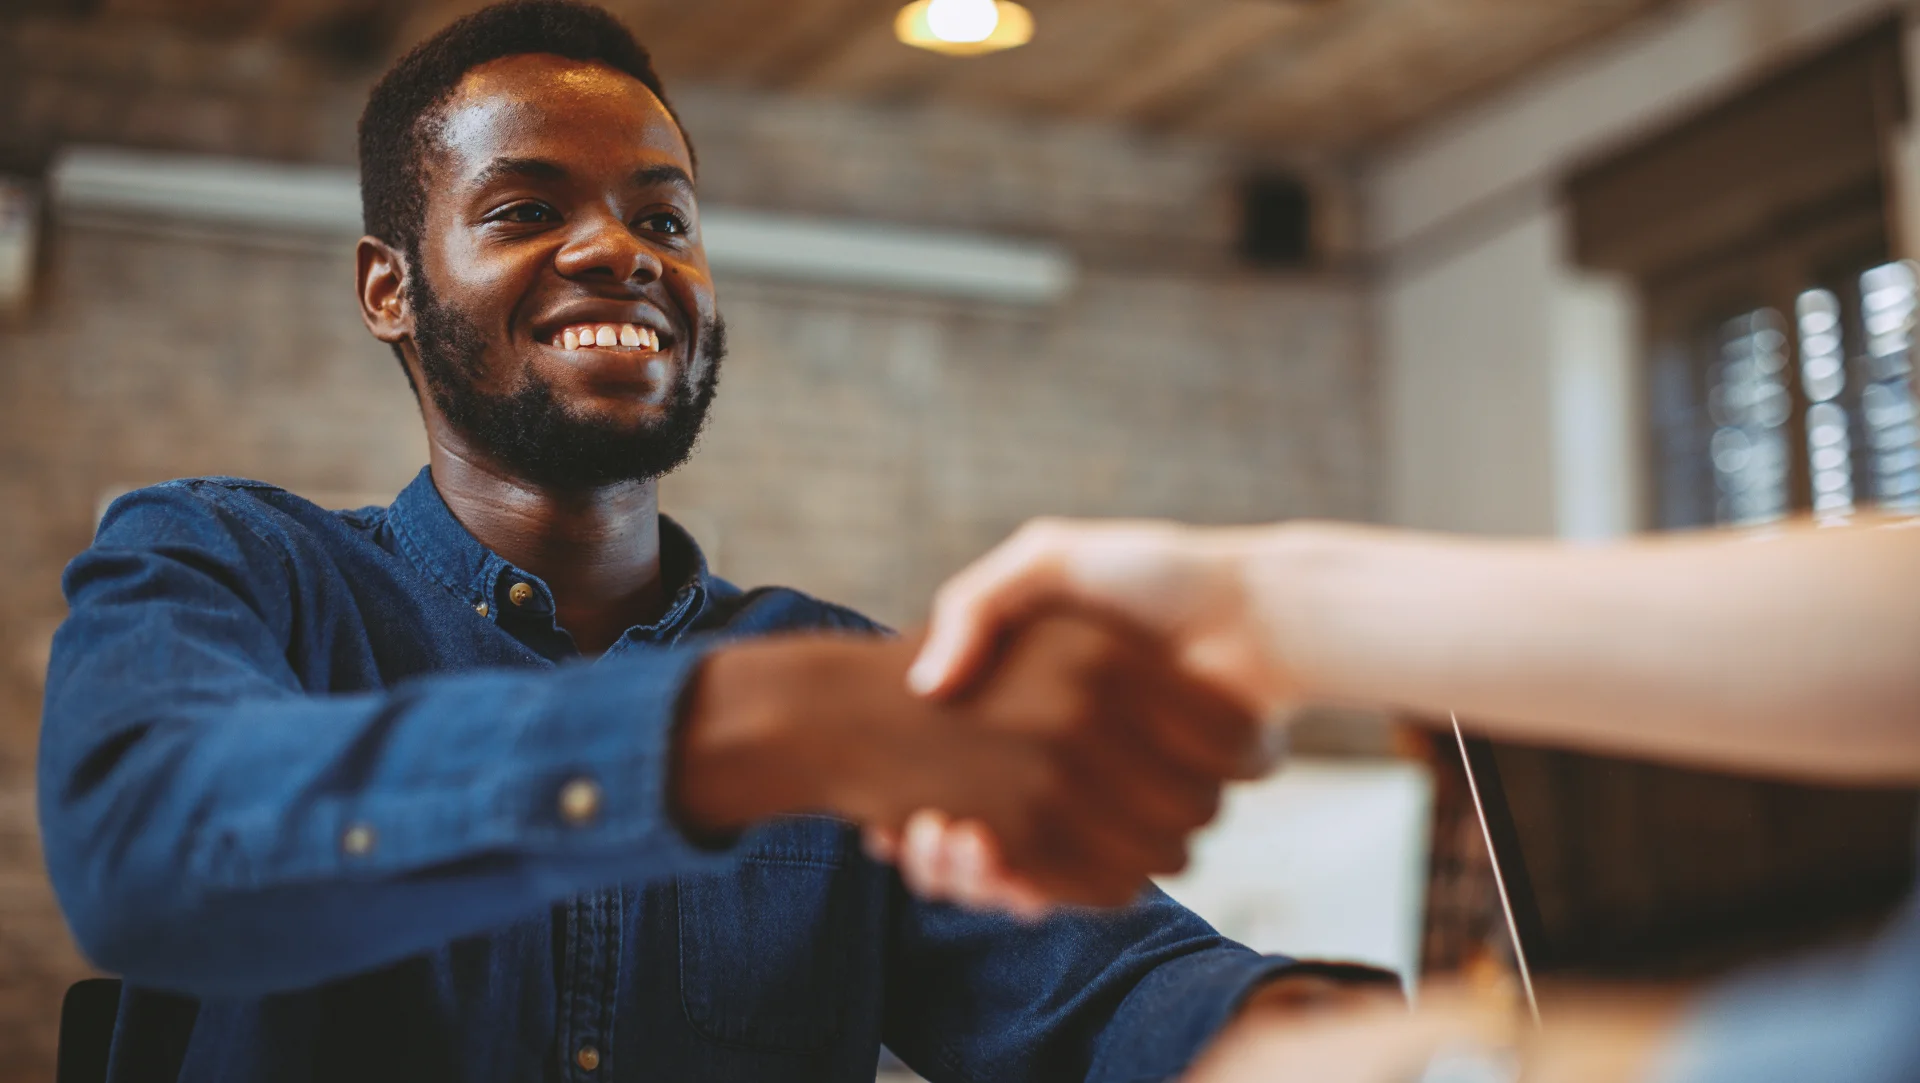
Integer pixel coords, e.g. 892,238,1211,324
88,0,1685,150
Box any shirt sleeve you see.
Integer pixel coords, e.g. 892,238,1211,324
1646,901,1920,1083
37,484,742,998
881,882,1402,1083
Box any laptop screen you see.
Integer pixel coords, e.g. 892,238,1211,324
1453,732,1918,984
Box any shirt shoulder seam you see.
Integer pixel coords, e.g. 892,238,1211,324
172,481,305,588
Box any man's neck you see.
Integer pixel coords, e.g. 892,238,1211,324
427,441,667,657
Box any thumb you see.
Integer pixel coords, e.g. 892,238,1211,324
908,521,1077,697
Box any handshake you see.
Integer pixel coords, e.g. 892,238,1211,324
672,521,1284,912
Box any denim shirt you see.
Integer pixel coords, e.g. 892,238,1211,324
39,468,1340,1083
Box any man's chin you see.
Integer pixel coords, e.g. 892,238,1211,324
496,430,701,489
553,399,682,434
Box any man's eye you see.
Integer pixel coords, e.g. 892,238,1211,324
492,202,559,224
638,212,690,236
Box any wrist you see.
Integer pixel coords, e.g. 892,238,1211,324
1234,521,1347,704
674,635,918,836
671,640,819,836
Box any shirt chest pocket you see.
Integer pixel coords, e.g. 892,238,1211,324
676,825,857,1053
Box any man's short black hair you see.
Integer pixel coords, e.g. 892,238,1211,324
357,0,689,261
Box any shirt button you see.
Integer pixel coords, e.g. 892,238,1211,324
341,823,376,857
474,601,490,618
558,777,602,826
575,1044,601,1072
508,582,535,607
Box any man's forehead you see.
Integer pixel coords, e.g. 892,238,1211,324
433,53,688,177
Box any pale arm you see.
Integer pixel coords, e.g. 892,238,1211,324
913,515,1920,784
1251,516,1920,782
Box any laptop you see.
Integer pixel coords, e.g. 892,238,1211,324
1449,718,1918,1017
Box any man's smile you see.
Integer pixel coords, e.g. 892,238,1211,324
533,300,678,356
534,322,679,404
554,322,663,352
530,303,685,401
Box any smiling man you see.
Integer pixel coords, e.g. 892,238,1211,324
37,3,1391,1080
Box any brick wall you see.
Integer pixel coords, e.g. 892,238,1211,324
0,16,1374,1078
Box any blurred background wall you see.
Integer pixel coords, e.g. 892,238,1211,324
3,0,1920,1078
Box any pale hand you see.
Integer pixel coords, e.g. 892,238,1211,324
907,518,1293,710
874,518,1298,913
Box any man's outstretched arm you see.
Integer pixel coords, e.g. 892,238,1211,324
41,484,1258,997
39,485,752,996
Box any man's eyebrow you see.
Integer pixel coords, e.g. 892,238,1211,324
632,164,695,191
467,159,692,193
471,157,569,188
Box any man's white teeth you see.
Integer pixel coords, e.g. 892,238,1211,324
556,323,661,351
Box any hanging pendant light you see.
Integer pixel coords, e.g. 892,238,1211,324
896,0,1033,56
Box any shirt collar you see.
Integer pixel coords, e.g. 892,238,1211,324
386,466,712,642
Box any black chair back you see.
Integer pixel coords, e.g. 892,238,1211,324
57,979,122,1083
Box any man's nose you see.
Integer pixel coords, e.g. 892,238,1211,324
553,213,664,285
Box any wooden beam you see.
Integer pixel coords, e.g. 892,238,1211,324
1133,0,1386,136
721,0,898,88
1179,0,1680,145
779,6,944,98
1078,0,1311,123
647,0,809,81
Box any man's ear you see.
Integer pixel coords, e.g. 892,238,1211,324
356,235,411,345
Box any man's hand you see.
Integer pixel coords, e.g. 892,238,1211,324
671,612,1262,908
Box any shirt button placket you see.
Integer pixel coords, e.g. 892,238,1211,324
557,791,616,1082
558,888,621,1082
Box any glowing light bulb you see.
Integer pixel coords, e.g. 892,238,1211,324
926,0,999,43
895,0,1033,56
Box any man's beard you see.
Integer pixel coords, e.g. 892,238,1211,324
409,277,725,490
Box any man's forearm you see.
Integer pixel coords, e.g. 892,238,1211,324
43,650,739,996
1251,519,1920,782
